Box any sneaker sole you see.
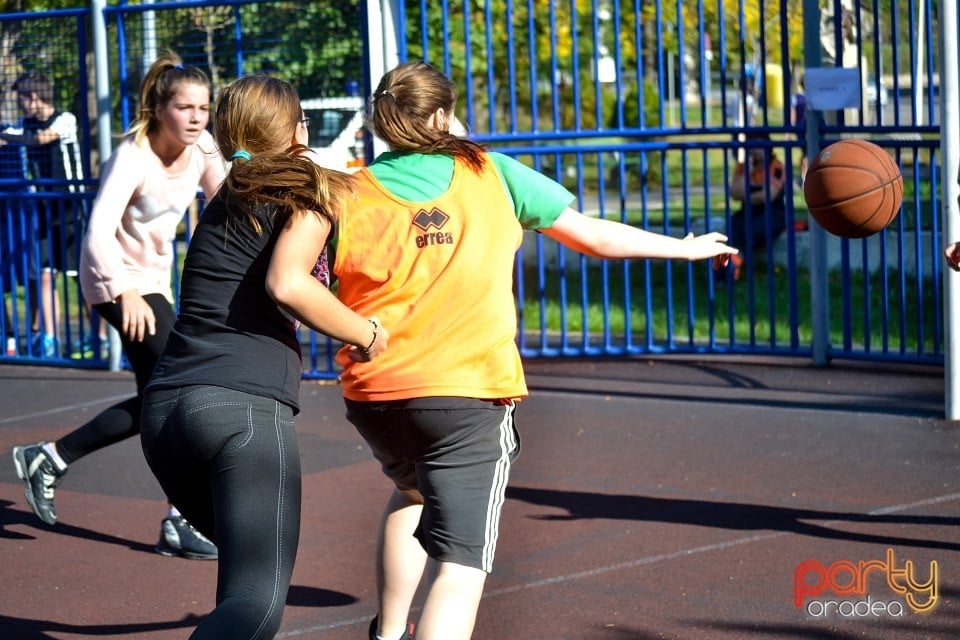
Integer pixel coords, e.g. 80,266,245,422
11,446,27,480
11,446,57,526
154,539,218,561
154,540,180,558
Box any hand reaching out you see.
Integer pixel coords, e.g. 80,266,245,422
680,232,739,268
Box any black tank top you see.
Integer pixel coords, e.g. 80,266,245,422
148,195,304,413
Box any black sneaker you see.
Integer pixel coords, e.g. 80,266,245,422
12,442,65,525
155,515,218,560
368,616,414,640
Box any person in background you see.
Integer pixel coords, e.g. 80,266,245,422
0,71,84,358
726,132,787,280
1,218,25,357
141,73,386,639
1,148,28,356
10,51,224,560
325,60,737,640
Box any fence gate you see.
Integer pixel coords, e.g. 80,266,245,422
0,0,948,377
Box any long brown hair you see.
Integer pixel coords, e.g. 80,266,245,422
369,60,486,172
128,50,211,145
214,73,353,234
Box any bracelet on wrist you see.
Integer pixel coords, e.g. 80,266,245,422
361,318,379,352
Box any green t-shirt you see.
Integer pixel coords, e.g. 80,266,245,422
366,150,575,230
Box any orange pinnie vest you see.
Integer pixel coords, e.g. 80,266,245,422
334,156,528,402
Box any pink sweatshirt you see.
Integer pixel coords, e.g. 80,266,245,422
79,130,224,305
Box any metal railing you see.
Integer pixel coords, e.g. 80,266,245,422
0,0,947,377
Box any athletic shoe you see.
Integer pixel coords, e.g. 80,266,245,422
368,616,415,640
155,515,218,560
70,334,108,360
30,333,58,358
11,442,65,525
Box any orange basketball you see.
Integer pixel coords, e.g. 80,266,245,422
803,139,903,238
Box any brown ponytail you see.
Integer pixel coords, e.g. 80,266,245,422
369,60,486,172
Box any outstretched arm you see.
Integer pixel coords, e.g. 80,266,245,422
540,207,739,263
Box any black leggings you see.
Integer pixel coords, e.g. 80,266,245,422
141,385,301,639
55,293,174,465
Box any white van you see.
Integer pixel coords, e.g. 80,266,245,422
301,96,366,172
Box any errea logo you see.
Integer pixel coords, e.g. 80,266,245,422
413,207,449,230
413,207,454,248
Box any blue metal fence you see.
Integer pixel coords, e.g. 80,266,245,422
0,0,946,376
0,7,98,366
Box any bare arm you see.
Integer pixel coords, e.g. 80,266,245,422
266,210,387,361
540,208,738,261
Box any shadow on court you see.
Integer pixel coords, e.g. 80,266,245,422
0,356,958,639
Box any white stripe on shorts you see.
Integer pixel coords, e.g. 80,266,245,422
481,404,517,572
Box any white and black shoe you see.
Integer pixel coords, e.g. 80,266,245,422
155,515,218,560
369,616,415,640
12,442,65,525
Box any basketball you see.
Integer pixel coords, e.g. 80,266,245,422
802,139,903,238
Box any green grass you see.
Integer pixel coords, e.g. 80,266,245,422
5,230,937,360
5,165,938,363
518,258,938,354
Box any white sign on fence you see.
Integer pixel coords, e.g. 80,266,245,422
805,67,861,110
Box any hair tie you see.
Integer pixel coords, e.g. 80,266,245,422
377,90,396,101
172,64,184,70
231,150,252,161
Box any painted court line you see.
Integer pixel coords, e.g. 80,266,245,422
0,394,130,425
276,491,960,637
867,492,960,515
484,491,960,598
277,614,372,638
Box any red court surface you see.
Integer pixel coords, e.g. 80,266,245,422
1,357,958,639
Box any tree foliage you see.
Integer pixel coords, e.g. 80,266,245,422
0,0,928,137
403,0,809,132
1,0,85,10
116,2,363,105
0,1,88,125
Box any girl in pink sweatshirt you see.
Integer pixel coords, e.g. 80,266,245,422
11,51,225,560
